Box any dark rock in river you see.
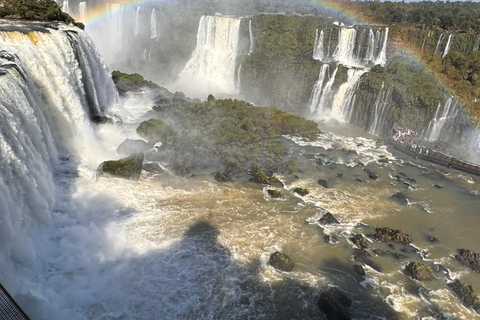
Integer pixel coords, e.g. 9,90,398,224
352,249,382,272
269,251,295,272
350,234,369,249
249,163,270,184
455,249,480,273
364,168,378,180
143,162,163,174
427,235,439,243
353,264,366,277
390,192,409,206
318,287,352,320
267,189,282,198
117,139,151,155
319,212,340,225
293,187,309,196
214,171,231,183
449,279,480,313
98,153,144,181
373,227,412,244
405,262,435,281
318,178,329,188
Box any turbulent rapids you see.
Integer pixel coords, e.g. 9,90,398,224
2,3,480,320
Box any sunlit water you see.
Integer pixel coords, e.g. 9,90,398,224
12,93,480,320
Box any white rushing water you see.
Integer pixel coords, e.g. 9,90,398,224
79,2,87,22
435,34,445,55
369,82,391,135
473,34,480,52
248,19,254,55
175,15,241,97
423,97,459,142
373,27,388,67
308,64,329,113
313,28,324,61
134,6,141,37
329,68,367,121
442,34,454,59
62,0,69,14
332,27,357,67
150,8,159,39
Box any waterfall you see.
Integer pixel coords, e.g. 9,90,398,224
373,27,388,67
329,68,367,121
423,97,459,142
106,3,124,62
0,25,117,287
62,0,69,14
236,63,242,90
332,27,357,66
364,29,375,63
442,34,454,59
326,29,333,59
313,29,324,61
308,64,329,113
473,35,480,52
150,8,159,39
355,28,366,62
79,2,87,21
315,66,338,114
248,19,254,55
178,15,242,96
134,6,140,37
369,83,391,135
435,34,445,54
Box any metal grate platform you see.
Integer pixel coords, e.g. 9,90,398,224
0,283,30,320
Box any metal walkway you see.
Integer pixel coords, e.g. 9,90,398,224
0,283,30,320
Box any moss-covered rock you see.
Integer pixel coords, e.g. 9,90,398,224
112,70,160,95
350,234,369,249
136,118,174,145
276,159,297,175
250,163,270,184
318,178,329,188
269,251,295,271
449,279,480,313
405,262,434,281
173,160,190,176
373,227,412,244
455,249,480,273
293,187,309,196
98,153,144,180
267,189,282,198
214,171,231,183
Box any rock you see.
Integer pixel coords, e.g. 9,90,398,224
318,178,329,188
136,118,174,144
267,189,282,198
355,178,363,183
427,235,439,243
249,163,270,184
319,212,340,225
293,187,309,196
214,171,231,183
405,262,435,281
433,184,443,189
353,264,366,277
373,227,412,244
143,162,163,174
173,160,190,176
455,249,480,273
318,287,352,320
269,252,295,272
336,173,344,178
364,168,378,180
74,22,85,30
449,279,480,313
392,253,407,260
373,249,389,256
390,192,409,206
98,153,144,181
350,234,369,249
117,139,151,155
388,244,395,250
352,249,382,272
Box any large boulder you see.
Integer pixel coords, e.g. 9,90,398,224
293,187,309,196
455,249,480,273
214,171,231,183
405,262,434,281
318,287,352,320
269,251,295,272
390,192,409,206
117,139,150,155
449,279,480,313
350,234,369,249
98,153,144,180
372,227,412,244
136,118,174,144
250,163,270,184
319,212,340,225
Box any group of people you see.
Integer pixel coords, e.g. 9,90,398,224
392,125,417,145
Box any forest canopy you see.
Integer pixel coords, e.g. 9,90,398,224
0,0,74,23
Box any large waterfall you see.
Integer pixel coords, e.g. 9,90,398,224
176,15,241,97
150,8,159,39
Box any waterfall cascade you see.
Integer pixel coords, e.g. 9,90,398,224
329,68,367,121
308,64,329,113
312,29,324,61
79,2,87,21
150,8,159,39
62,0,69,14
473,34,480,52
368,83,392,135
442,34,454,59
423,97,459,142
435,34,445,54
134,6,141,37
177,15,242,96
0,24,117,292
248,19,254,55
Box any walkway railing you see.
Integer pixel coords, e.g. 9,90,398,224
0,283,30,320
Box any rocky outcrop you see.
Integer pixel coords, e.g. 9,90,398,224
318,287,352,320
405,262,434,281
98,153,144,180
214,171,231,183
293,187,309,196
136,118,174,145
143,162,163,174
269,251,295,272
117,139,151,155
318,212,340,225
250,163,270,184
350,234,369,249
449,279,480,314
390,192,409,206
372,227,412,245
455,249,480,273
267,189,282,198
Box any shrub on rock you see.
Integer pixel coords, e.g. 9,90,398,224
269,251,295,271
98,153,144,180
405,262,434,281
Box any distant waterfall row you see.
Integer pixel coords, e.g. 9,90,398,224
435,34,454,59
0,25,117,267
313,26,389,68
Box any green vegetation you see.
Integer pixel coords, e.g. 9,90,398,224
267,189,282,198
99,153,144,180
449,279,480,313
112,71,160,95
293,187,309,196
250,163,270,184
0,0,74,23
136,118,174,145
405,262,434,281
